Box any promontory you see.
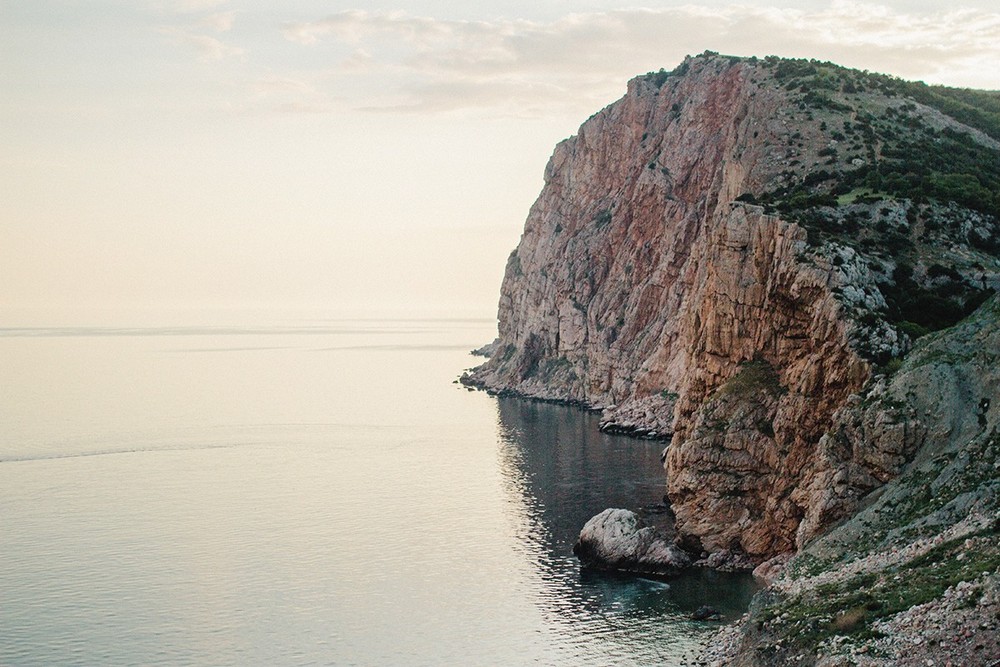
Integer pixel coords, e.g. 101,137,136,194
465,52,1000,665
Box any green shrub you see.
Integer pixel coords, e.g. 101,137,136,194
897,321,929,340
646,68,670,87
593,209,613,227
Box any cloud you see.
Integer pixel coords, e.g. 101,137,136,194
253,74,317,96
173,0,230,13
184,33,243,61
247,73,344,114
199,11,236,33
158,2,240,62
160,27,244,62
278,3,1000,116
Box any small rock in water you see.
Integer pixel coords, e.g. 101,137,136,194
691,605,722,621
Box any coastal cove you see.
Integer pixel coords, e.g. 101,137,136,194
7,2,1000,663
0,318,755,666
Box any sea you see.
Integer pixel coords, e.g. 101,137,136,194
0,317,756,666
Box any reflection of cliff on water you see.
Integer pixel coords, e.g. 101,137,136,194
492,396,758,661
494,397,667,559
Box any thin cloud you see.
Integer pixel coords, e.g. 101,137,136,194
185,33,242,61
200,11,236,33
248,72,344,114
173,0,230,12
160,27,244,62
278,3,1000,116
253,74,317,95
158,3,240,63
282,9,461,46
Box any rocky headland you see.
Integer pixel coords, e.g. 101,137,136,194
465,52,1000,665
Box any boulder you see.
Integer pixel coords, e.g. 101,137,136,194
573,508,691,576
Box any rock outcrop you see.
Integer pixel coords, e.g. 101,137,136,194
696,294,1000,666
573,508,691,576
466,52,1000,561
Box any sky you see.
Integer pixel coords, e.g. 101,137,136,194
3,0,1000,323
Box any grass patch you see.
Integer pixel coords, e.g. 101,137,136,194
830,606,866,632
836,189,892,206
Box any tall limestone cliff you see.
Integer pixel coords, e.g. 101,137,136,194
467,52,1000,561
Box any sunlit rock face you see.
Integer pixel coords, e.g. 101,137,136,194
469,52,1000,561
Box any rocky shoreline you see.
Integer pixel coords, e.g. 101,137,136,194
693,518,1000,666
467,304,1000,665
690,297,1000,665
577,297,999,665
459,371,674,440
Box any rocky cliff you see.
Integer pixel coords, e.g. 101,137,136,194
698,294,1000,666
466,52,1000,562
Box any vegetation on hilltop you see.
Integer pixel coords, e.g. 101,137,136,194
698,54,1000,348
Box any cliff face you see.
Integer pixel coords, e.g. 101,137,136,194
468,53,1000,560
700,295,1000,666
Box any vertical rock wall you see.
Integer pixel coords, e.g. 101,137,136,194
468,54,873,559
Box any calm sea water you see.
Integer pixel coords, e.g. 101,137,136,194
0,318,755,666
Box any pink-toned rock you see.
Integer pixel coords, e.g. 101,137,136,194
753,552,794,585
467,52,1000,564
470,54,870,559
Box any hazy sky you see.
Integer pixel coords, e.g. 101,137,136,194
3,0,999,323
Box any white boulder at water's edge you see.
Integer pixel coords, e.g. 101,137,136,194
573,508,691,576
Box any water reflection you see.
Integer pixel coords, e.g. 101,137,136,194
493,397,758,665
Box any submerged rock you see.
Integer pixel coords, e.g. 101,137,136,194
573,508,691,576
692,605,722,621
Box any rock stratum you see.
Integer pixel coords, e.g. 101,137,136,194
465,52,1000,664
466,52,1000,559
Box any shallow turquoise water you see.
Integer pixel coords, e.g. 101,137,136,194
0,319,755,666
